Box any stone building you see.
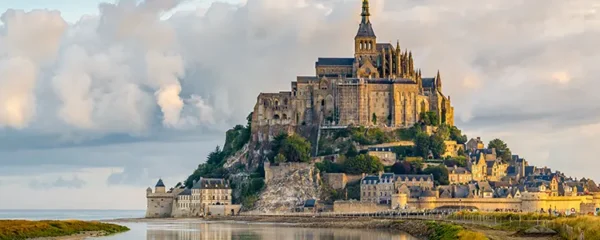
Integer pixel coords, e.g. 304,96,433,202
448,166,473,184
360,173,434,204
251,0,454,143
146,178,240,218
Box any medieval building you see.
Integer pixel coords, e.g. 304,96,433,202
252,0,454,142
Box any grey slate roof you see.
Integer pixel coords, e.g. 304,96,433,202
155,179,165,187
422,78,435,88
316,58,355,66
192,178,229,189
178,189,191,196
376,43,393,51
356,22,376,37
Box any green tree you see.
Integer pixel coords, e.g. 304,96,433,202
343,154,383,174
427,112,440,126
449,125,468,144
423,165,449,185
435,124,451,140
279,134,312,163
430,134,446,159
414,132,431,158
274,153,287,164
488,138,512,163
372,113,377,125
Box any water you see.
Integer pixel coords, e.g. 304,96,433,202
0,210,419,240
0,209,145,221
93,221,420,240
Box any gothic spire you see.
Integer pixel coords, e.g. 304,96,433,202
361,0,371,23
356,0,376,38
436,70,442,89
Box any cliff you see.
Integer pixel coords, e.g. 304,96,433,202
253,162,322,212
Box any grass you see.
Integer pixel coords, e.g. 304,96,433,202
0,220,129,240
426,221,488,240
551,216,600,240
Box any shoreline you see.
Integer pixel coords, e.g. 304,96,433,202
107,216,560,240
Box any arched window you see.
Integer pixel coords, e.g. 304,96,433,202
275,100,279,106
283,98,288,105
282,114,288,120
212,196,215,200
321,100,325,107
273,114,280,120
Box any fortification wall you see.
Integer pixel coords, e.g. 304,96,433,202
333,201,389,213
207,205,242,216
408,198,522,212
324,173,347,190
146,193,174,218
265,162,313,184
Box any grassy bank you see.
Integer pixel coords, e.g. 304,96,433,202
552,216,600,240
425,222,488,240
0,220,129,240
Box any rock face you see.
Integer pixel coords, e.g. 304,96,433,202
254,163,321,212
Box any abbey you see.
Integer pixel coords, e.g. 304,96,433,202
252,0,454,140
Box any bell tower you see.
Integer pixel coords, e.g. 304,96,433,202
354,0,378,78
355,0,377,57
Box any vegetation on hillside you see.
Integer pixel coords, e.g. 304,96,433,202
0,220,129,240
488,139,512,163
184,113,253,187
269,134,312,163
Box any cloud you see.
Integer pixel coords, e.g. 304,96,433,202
2,0,600,208
29,176,86,189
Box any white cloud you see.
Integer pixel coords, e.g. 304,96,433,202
2,0,600,209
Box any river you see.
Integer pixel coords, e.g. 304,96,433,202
93,221,420,240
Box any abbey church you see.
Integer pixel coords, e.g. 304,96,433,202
252,0,454,140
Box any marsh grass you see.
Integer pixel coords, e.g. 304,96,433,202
0,220,129,240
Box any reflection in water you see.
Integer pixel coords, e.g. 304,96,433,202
96,221,419,240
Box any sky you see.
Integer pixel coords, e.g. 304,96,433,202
0,0,599,210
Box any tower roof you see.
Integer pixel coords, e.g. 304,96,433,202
356,0,376,38
155,179,165,187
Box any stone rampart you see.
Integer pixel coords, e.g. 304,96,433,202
265,162,313,184
333,201,389,213
324,173,347,190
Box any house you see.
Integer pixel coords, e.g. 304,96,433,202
466,137,485,151
448,166,472,184
303,199,317,213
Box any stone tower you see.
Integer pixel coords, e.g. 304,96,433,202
354,0,378,78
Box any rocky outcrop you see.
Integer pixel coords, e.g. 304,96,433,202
254,163,321,212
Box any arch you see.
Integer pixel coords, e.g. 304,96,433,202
321,99,325,107
263,99,270,107
282,114,288,120
273,114,280,120
275,99,280,106
283,98,289,105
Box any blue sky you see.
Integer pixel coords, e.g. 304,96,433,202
1,0,600,210
0,0,242,23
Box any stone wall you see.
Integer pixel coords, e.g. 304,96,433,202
146,192,174,218
264,162,314,184
324,173,348,190
207,205,242,216
333,200,389,213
